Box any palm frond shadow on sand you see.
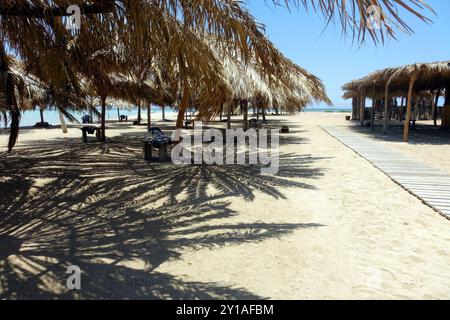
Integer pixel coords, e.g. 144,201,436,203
0,137,326,299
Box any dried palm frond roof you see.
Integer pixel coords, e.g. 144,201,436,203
0,56,89,116
279,0,434,44
4,57,48,108
342,61,450,99
0,0,434,46
208,34,330,112
1,0,433,151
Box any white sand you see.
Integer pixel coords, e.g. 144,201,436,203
1,112,450,299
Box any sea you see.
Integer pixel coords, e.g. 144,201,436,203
6,105,351,128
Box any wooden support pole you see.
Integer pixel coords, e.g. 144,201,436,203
399,97,405,122
383,77,393,134
360,91,366,126
352,97,358,120
39,106,45,123
226,103,231,129
370,98,376,130
370,84,376,130
242,100,249,130
137,101,141,123
147,101,151,130
432,91,439,127
58,109,68,134
403,75,417,142
443,84,450,128
100,95,106,142
176,84,190,129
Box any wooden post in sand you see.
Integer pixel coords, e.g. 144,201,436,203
352,97,358,120
242,99,248,130
226,103,231,129
383,75,394,134
403,74,417,142
370,83,376,130
399,97,405,122
39,105,45,123
176,84,190,129
360,91,366,126
58,109,68,133
137,100,142,123
100,95,107,142
147,101,151,130
442,84,450,128
370,98,376,130
432,90,439,127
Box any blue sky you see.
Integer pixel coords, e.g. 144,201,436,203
246,0,450,107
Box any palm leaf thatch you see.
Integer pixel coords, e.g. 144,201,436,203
0,47,20,152
342,61,450,99
197,35,330,121
280,0,434,44
0,0,433,151
2,0,292,142
342,60,450,140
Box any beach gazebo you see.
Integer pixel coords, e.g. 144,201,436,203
342,61,450,141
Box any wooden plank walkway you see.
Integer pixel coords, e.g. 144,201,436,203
322,126,450,219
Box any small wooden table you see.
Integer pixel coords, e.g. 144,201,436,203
81,126,101,143
143,141,169,162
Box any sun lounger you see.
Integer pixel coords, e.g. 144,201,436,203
184,120,194,128
34,122,51,128
249,118,263,129
81,114,91,124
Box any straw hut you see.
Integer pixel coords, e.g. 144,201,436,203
342,61,450,141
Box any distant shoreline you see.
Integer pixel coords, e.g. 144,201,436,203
1,108,351,129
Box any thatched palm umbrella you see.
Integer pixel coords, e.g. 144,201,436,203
0,1,248,147
0,52,48,149
0,52,88,143
0,0,434,151
204,37,331,129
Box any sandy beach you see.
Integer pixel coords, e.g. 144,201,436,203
1,112,450,299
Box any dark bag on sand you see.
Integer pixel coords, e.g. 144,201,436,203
145,127,171,147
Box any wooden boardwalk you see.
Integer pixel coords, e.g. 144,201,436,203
322,126,450,219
